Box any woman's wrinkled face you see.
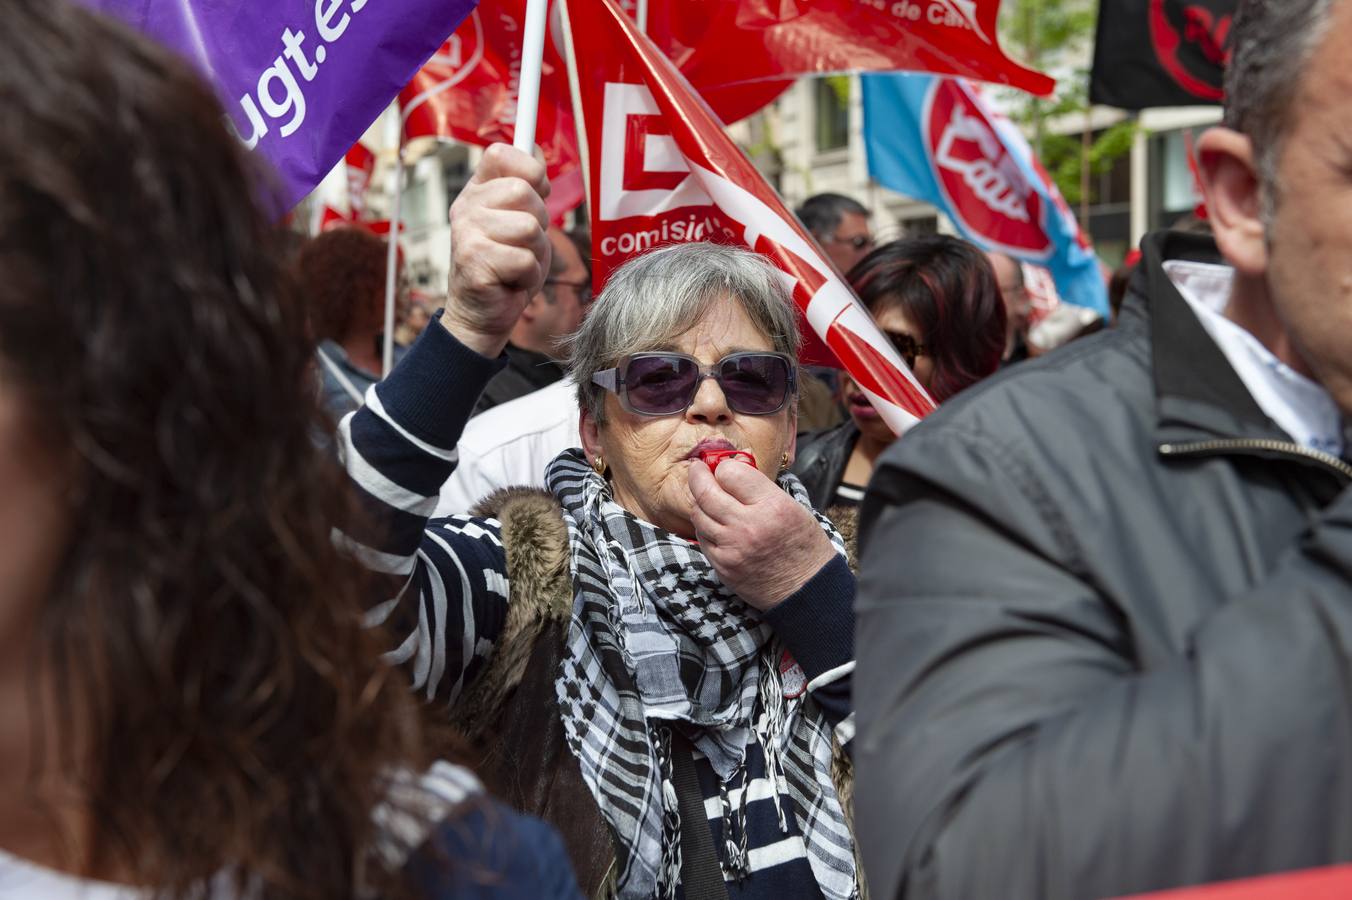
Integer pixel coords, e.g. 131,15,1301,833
580,299,797,539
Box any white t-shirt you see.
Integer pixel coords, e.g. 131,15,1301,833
1166,259,1343,457
438,378,583,514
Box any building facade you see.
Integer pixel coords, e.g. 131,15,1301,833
310,78,1225,293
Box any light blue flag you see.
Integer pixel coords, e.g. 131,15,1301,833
863,72,1109,317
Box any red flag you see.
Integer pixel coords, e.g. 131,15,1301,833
399,5,586,223
320,205,404,236
399,3,794,151
633,0,1053,99
397,1,794,225
1114,865,1352,899
360,219,406,236
611,1,795,116
319,205,352,232
563,0,936,432
344,142,377,220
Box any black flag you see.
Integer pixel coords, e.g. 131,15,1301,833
1090,0,1235,109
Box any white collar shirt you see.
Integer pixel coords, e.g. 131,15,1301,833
437,378,582,514
1165,258,1344,457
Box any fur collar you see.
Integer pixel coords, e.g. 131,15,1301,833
453,488,573,739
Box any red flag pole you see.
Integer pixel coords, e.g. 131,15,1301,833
513,0,549,152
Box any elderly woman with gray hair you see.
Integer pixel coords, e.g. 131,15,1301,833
341,145,859,900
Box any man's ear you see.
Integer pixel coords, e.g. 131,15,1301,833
1196,127,1268,277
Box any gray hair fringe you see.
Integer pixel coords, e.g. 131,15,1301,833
565,243,802,423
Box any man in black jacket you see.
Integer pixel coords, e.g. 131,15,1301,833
855,1,1352,898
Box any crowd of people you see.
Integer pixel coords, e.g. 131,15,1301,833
7,0,1352,899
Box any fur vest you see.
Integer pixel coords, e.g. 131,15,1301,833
452,488,860,898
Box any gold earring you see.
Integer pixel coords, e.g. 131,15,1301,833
592,455,606,475
780,451,791,472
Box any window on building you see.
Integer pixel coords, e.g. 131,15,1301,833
441,146,471,202
814,77,849,153
1149,128,1206,231
1160,130,1203,214
400,173,431,231
1081,129,1133,255
900,215,939,237
407,258,436,289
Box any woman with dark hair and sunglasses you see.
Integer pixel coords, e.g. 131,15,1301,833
0,2,579,898
345,144,860,899
792,235,1007,511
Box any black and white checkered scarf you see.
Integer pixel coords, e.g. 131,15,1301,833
546,448,857,900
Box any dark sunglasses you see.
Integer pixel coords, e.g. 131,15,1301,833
884,330,928,369
544,277,593,304
830,233,874,252
592,351,797,417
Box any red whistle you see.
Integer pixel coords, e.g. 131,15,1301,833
700,449,756,472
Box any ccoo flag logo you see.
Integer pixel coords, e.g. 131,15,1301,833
865,72,1108,318
422,12,486,88
566,0,938,435
399,1,586,224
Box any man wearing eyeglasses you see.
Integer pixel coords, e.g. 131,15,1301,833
796,192,875,275
472,226,592,415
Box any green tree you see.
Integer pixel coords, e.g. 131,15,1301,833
998,0,1137,218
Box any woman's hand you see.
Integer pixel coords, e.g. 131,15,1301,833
441,143,551,358
688,458,838,612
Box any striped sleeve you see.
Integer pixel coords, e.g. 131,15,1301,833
764,554,857,752
337,316,513,704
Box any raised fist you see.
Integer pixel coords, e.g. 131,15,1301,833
441,143,551,357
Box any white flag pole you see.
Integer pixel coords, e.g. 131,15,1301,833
381,140,404,377
514,0,550,153
635,0,648,32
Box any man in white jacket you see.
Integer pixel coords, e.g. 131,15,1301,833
437,378,581,513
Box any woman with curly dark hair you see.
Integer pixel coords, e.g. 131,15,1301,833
793,235,1007,512
0,2,578,898
299,227,402,420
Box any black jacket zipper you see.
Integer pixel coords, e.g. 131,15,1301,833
1159,438,1352,482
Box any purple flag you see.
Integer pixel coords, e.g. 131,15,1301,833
87,0,478,210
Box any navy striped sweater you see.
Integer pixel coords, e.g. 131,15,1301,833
338,318,858,899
